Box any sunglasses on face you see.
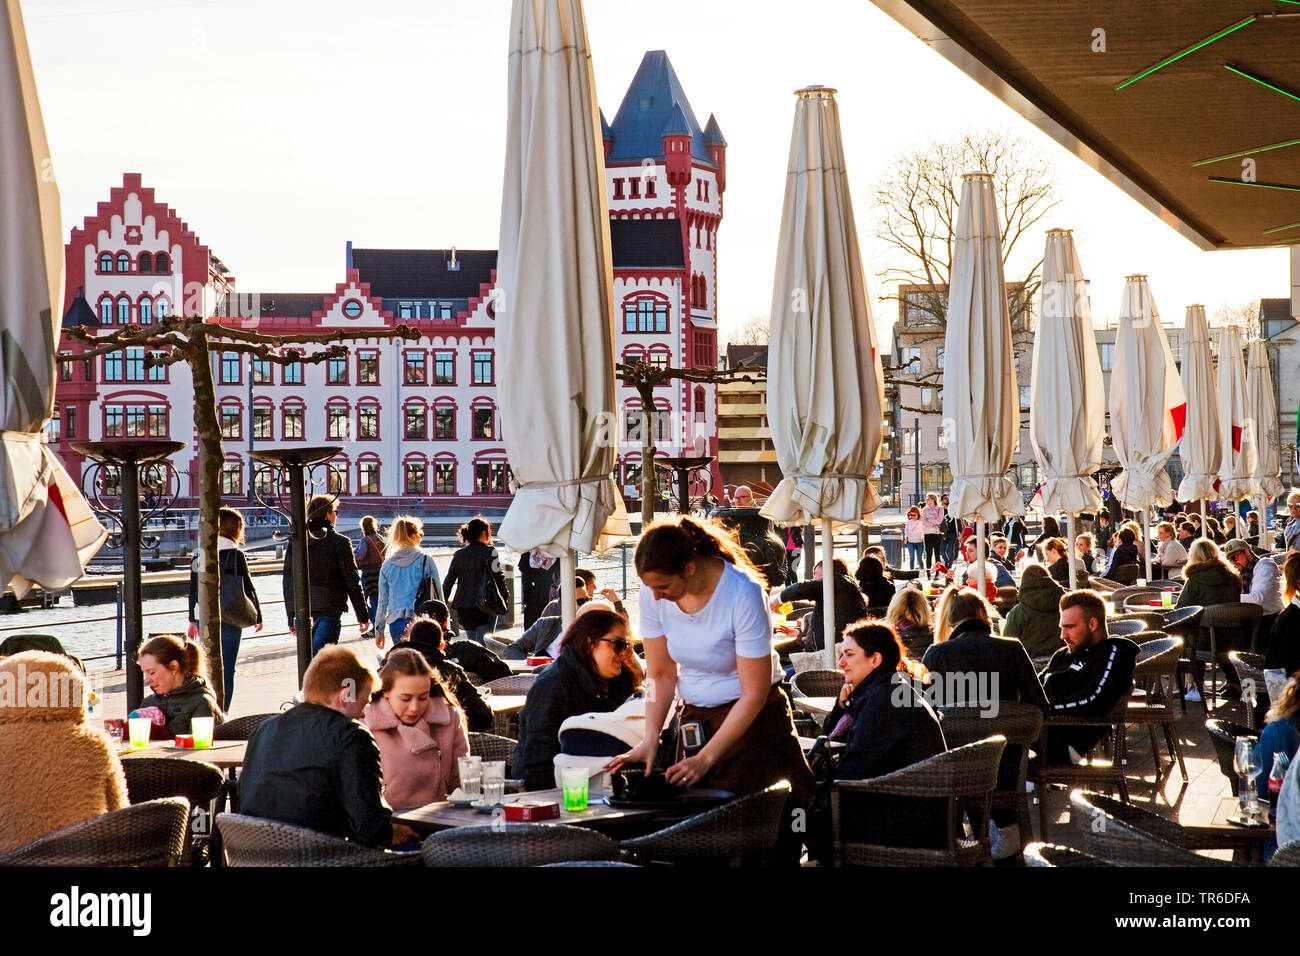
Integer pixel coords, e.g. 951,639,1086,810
593,638,630,653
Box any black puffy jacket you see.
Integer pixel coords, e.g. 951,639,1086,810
282,521,369,623
239,702,392,847
779,573,870,651
512,652,637,791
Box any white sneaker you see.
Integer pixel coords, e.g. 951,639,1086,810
989,820,1021,861
1184,687,1202,703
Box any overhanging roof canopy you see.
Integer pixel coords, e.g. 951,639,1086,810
872,0,1300,251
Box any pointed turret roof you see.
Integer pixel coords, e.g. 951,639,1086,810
600,109,613,141
703,113,727,147
661,102,691,137
606,51,712,164
62,290,99,329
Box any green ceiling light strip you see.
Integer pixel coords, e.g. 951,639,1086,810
1263,220,1300,235
1224,63,1300,101
1208,176,1300,191
1116,17,1257,90
1193,137,1300,166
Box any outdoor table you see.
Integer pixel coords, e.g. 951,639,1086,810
791,696,836,720
505,659,548,674
394,786,676,838
118,740,247,769
1179,796,1277,861
483,694,528,736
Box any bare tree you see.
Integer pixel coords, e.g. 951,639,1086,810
873,130,1059,328
60,314,419,700
727,315,770,346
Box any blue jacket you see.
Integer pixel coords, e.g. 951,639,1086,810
374,547,444,630
1257,715,1299,801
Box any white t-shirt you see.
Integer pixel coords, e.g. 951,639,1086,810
639,561,782,707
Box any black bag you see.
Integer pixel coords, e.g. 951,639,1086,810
219,552,259,628
475,567,508,617
413,555,439,611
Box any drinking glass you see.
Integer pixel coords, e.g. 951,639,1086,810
483,759,506,806
128,717,151,750
1161,591,1173,607
190,717,214,749
458,756,482,798
1136,578,1147,588
105,718,127,745
561,767,589,812
1234,736,1261,817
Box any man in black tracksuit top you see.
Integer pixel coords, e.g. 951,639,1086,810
1039,590,1138,764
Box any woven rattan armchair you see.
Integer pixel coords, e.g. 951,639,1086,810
482,674,539,696
1106,619,1147,638
122,757,225,866
791,669,844,699
1195,604,1263,709
1121,590,1164,612
216,813,422,866
1109,610,1169,631
1087,577,1122,593
1127,638,1188,788
0,797,190,866
213,712,276,741
1227,651,1266,730
937,704,1043,840
468,732,516,775
831,737,1005,867
618,782,793,866
1023,842,1110,867
1270,841,1300,867
1204,718,1254,788
1030,696,1131,833
421,823,619,867
1068,790,1229,866
1109,565,1143,586
1109,588,1159,608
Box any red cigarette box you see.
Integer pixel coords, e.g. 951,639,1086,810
504,801,561,822
174,735,194,748
526,657,551,667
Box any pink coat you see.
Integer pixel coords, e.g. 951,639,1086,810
363,695,469,811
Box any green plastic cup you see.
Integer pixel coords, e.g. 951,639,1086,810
561,767,589,812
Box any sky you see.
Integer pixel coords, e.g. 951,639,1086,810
22,0,1291,348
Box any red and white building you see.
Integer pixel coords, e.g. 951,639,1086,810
52,50,726,513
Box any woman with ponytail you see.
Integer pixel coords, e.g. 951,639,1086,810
137,634,225,736
608,515,815,819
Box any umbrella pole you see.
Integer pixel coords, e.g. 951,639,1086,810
1141,508,1152,580
976,518,986,598
559,552,577,631
822,518,836,670
1066,513,1077,589
1256,494,1266,549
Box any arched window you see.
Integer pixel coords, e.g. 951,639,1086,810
155,296,169,319
98,296,113,324
693,385,706,422
155,253,170,274
139,297,153,325
139,252,153,274
116,296,131,324
116,253,131,273
621,292,671,333
98,252,113,273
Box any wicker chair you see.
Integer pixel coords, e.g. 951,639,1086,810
1270,841,1300,867
0,797,190,866
791,669,844,699
937,704,1043,840
213,712,276,741
1088,577,1122,593
482,674,539,696
421,823,619,867
831,737,1005,867
216,813,422,867
1204,718,1254,788
1106,619,1147,638
785,604,815,622
1122,591,1165,612
1068,790,1228,866
1108,586,1156,607
122,757,225,866
1023,841,1111,867
468,732,516,775
1228,651,1266,730
618,782,793,866
1195,603,1263,709
1127,637,1188,787
1109,565,1143,586
1127,629,1172,646
1109,610,1170,631
1030,696,1131,834
1160,605,1203,711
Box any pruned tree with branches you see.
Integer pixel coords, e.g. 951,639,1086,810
873,130,1059,329
60,314,419,700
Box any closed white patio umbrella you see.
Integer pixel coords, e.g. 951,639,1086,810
1245,337,1282,547
0,0,106,597
1176,304,1221,522
1030,229,1104,588
943,172,1023,597
761,85,885,668
496,0,628,627
1109,276,1186,579
1215,324,1259,509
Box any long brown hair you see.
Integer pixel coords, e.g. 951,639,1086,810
1283,551,1300,603
375,646,460,712
635,514,762,584
139,633,203,679
558,608,633,687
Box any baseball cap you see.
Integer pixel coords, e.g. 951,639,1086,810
1222,538,1252,557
